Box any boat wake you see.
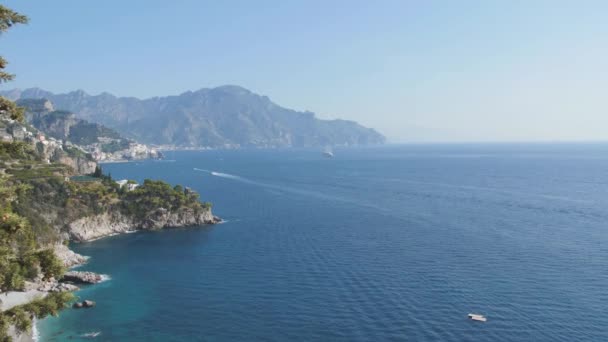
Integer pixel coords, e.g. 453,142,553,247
193,168,388,213
210,171,241,180
80,331,101,338
194,168,258,185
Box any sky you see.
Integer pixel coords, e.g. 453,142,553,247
1,0,607,142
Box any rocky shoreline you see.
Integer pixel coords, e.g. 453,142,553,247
3,213,220,341
68,208,221,242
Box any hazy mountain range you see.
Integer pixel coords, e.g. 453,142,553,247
2,86,385,148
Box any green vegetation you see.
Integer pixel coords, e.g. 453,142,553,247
0,7,75,340
92,165,103,178
0,176,66,292
0,5,28,123
121,179,205,219
0,143,70,181
62,146,91,160
0,142,37,161
0,292,74,341
8,152,210,240
0,98,24,122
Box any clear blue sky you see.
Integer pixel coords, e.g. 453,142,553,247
1,0,607,142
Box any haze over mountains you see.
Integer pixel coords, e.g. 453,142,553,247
2,86,385,148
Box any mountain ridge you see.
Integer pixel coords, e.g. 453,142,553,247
1,86,386,148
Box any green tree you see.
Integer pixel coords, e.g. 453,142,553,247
92,165,103,178
0,5,28,123
37,249,65,279
0,5,28,83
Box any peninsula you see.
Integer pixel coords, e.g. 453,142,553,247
0,87,219,341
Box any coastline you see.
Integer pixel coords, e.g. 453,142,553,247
36,216,221,341
2,215,221,342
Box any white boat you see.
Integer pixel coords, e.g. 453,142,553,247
468,313,487,322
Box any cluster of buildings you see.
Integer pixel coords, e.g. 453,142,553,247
0,119,76,162
1,115,162,166
89,142,162,162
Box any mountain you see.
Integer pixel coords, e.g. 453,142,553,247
2,86,386,148
16,98,161,161
17,98,121,145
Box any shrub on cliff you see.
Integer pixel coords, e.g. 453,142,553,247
0,141,38,161
36,249,65,279
120,179,206,219
0,176,66,292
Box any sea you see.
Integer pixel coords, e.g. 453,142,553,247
38,144,608,341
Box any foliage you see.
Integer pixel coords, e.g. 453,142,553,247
120,179,205,219
0,5,28,33
36,249,65,279
0,6,81,340
92,165,103,178
0,174,64,293
0,292,75,340
0,4,28,87
62,146,92,161
0,142,37,161
0,97,24,122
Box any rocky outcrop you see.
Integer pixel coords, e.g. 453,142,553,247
67,212,134,242
56,155,96,175
68,208,220,242
73,300,96,309
35,281,79,293
83,300,96,308
139,207,220,230
53,244,89,268
62,271,104,284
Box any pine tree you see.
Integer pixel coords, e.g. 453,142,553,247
93,165,103,178
0,5,28,122
0,5,28,83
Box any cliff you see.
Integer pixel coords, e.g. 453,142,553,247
69,207,219,242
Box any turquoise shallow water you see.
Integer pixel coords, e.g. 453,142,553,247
40,145,608,341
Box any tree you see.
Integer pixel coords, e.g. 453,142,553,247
0,5,28,123
0,5,28,83
92,165,103,178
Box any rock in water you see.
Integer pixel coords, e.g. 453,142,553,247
83,300,96,308
73,302,84,309
62,271,104,284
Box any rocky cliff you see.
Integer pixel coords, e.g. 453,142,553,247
68,207,220,242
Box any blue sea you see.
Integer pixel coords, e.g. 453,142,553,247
39,145,608,341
